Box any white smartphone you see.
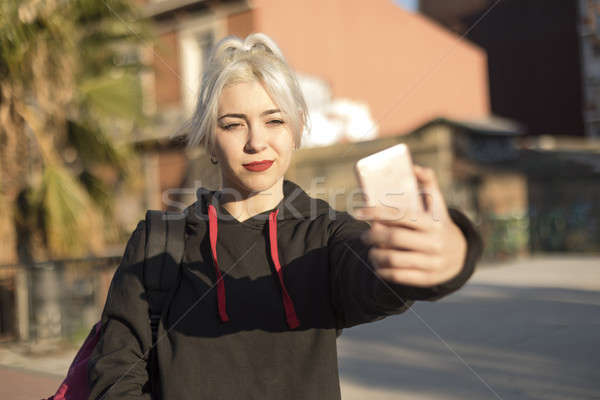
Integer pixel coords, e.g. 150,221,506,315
354,143,424,217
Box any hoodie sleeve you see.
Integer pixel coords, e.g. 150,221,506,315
328,207,484,329
88,221,153,400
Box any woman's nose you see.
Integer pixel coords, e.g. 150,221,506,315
244,125,268,153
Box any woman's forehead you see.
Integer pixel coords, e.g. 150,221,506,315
217,81,280,115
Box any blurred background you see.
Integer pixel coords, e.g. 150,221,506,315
0,1,599,399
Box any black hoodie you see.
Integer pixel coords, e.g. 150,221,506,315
88,179,483,400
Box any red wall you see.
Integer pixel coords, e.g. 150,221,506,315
252,0,490,136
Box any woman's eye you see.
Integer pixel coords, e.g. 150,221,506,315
222,123,241,130
268,120,284,125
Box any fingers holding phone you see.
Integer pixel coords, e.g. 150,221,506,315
353,146,466,287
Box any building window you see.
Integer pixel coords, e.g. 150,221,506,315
180,27,215,114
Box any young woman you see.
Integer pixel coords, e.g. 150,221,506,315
88,33,483,400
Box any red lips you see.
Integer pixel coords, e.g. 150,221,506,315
243,160,274,172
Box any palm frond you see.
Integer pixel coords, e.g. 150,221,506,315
79,71,144,120
1,0,152,262
34,164,104,258
66,118,128,171
78,169,113,215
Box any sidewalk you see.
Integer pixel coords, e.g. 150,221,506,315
0,340,77,400
338,254,600,399
1,254,599,399
0,340,77,377
0,366,63,400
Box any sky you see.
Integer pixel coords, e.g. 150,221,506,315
394,0,419,12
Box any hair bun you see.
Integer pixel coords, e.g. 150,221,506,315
243,33,286,61
207,33,286,69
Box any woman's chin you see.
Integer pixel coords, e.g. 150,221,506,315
229,173,282,196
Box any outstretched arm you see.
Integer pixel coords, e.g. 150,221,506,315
328,166,483,329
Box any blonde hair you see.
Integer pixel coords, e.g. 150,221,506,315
180,33,309,153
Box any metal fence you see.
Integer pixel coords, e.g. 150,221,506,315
0,256,120,344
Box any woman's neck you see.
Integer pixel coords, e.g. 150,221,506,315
217,177,284,222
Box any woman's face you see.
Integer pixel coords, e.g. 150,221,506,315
213,80,295,197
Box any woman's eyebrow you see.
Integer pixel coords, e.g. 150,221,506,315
261,109,281,116
217,109,281,121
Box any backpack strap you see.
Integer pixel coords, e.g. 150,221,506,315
143,210,186,342
143,210,186,400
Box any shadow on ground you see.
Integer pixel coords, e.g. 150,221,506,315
337,283,600,400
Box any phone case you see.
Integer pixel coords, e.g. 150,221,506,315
354,143,424,216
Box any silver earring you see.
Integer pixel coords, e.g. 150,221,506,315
210,156,218,165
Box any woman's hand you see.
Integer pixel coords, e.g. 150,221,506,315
355,165,467,288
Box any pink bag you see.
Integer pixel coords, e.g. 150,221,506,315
42,321,102,400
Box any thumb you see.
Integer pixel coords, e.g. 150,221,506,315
413,165,447,220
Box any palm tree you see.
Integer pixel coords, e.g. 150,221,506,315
0,0,152,339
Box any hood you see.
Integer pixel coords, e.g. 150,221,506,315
186,179,332,229
182,179,333,330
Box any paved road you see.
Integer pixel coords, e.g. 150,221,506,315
337,255,600,400
1,255,599,399
0,365,61,400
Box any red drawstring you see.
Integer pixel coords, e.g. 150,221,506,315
206,204,300,329
269,209,300,329
208,204,230,323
